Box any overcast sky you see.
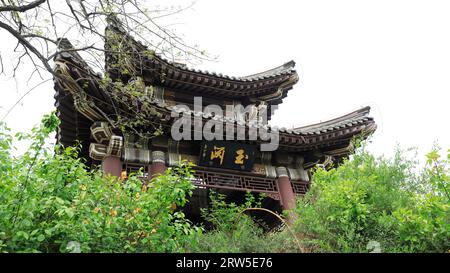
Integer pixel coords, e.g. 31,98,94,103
1,0,449,160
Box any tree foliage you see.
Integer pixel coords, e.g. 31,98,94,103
0,112,200,252
294,143,450,253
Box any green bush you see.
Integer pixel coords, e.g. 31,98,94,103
0,112,201,253
186,192,299,253
294,142,450,253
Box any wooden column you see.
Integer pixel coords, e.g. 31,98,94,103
102,156,122,177
149,151,166,180
276,166,297,224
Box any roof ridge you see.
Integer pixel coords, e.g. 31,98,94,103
241,60,296,80
105,19,298,83
294,106,371,133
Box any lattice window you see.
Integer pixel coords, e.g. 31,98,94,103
121,162,308,198
124,162,148,180
291,180,310,195
192,167,279,194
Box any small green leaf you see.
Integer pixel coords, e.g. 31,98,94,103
37,234,45,242
17,231,29,240
65,208,74,218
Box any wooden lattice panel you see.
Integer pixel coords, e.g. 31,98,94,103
291,180,310,195
121,163,309,198
192,168,279,194
124,162,148,180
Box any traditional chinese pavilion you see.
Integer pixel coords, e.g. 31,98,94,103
53,17,376,223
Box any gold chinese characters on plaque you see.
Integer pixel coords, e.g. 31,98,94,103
199,141,255,171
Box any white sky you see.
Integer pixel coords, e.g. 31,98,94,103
1,0,449,160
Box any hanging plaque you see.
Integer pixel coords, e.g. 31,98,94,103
199,141,256,171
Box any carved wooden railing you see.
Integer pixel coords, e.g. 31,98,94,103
122,163,310,198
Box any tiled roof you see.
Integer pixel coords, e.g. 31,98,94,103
157,56,296,83
53,31,376,157
294,106,374,134
105,16,299,101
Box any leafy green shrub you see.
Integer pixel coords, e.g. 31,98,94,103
294,142,449,253
186,192,300,253
0,112,201,253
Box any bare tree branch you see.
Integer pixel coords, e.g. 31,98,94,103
1,78,52,121
0,0,46,13
0,0,215,127
0,20,54,74
0,52,4,75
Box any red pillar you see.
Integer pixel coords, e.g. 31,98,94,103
102,156,122,177
276,167,297,224
149,151,166,180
